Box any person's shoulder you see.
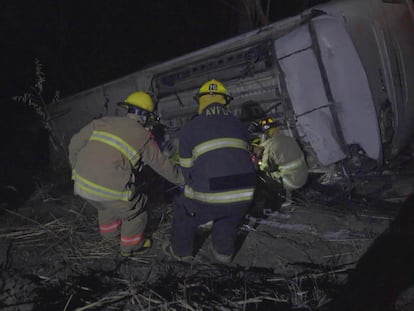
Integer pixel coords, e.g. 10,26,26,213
100,115,122,120
112,116,142,126
282,132,296,141
227,115,248,130
277,132,299,145
182,115,199,129
96,115,126,123
106,116,148,132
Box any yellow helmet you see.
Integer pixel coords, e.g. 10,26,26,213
118,91,154,113
259,117,278,132
259,117,281,137
194,79,233,102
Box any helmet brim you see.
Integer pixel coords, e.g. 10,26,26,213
117,101,154,113
117,102,129,109
194,92,233,102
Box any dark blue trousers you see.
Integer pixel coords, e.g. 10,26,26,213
171,194,250,257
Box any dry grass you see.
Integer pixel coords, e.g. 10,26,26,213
0,189,354,311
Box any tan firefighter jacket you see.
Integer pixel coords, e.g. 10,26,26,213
68,116,184,202
260,132,308,190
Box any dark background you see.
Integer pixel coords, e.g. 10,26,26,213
0,0,327,197
1,0,329,101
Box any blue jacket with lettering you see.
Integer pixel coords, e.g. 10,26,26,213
178,103,256,205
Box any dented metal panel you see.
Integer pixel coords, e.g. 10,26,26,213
274,24,348,165
313,15,381,161
274,13,383,165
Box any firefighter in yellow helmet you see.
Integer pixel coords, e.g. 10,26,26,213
68,91,184,257
195,78,233,114
163,79,256,264
255,117,308,212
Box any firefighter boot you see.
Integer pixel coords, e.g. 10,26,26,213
210,244,233,264
121,238,152,257
162,241,193,263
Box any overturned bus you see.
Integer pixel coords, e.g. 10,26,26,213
51,0,414,189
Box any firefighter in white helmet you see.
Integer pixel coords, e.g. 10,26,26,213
163,79,256,264
68,91,184,257
255,117,308,212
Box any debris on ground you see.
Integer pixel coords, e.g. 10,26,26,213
1,166,414,310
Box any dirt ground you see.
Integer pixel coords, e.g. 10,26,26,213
1,156,414,310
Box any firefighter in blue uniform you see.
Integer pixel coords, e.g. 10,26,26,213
163,79,256,263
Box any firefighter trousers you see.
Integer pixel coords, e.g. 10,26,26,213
171,194,250,257
250,172,285,216
87,192,148,252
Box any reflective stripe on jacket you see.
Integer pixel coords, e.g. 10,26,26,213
278,155,305,173
184,185,255,204
281,176,302,189
279,155,306,189
90,130,141,167
72,169,133,201
180,138,248,168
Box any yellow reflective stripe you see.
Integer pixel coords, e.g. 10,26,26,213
90,131,140,166
179,157,193,168
180,138,248,168
279,155,305,173
71,169,76,180
73,171,132,201
184,185,254,204
281,176,302,189
193,138,248,159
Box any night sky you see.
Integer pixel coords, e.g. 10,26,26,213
1,1,238,103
